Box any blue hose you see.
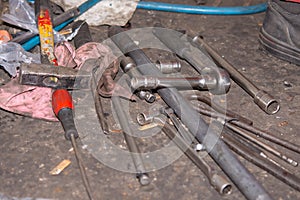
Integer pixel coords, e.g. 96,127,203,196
137,1,267,15
23,0,267,50
27,0,268,15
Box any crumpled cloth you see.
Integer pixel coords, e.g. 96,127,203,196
56,41,134,99
52,0,139,26
0,81,54,120
0,41,127,121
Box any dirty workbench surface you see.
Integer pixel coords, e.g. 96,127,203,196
1,0,300,199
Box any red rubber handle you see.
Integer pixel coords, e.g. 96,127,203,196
286,0,300,2
52,89,73,116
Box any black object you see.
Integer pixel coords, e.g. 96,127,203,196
73,20,93,48
259,0,300,65
57,108,79,140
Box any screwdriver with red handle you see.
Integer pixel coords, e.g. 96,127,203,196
52,89,78,140
52,89,94,200
35,0,93,199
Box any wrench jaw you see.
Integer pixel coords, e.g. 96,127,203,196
120,57,156,103
254,90,280,115
137,91,156,103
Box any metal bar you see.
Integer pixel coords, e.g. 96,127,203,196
19,63,90,89
182,90,253,125
130,76,217,91
223,127,284,169
192,36,280,115
112,96,150,186
225,122,298,167
70,134,94,200
108,26,272,200
163,108,196,146
223,132,300,191
231,120,300,154
162,121,232,195
189,101,300,155
92,75,110,134
184,92,298,166
185,92,297,167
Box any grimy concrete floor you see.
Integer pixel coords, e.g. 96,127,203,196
0,0,300,199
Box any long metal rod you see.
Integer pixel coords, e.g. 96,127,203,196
225,122,298,167
108,26,272,200
223,133,300,191
71,134,94,200
94,88,110,135
182,91,253,125
191,103,299,167
163,108,195,145
231,120,300,154
112,96,150,186
162,122,232,195
190,101,300,155
130,76,217,91
192,36,280,115
223,128,284,169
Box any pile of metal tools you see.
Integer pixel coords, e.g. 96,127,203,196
1,1,300,200
100,26,299,200
19,21,300,200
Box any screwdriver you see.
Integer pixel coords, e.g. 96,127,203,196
35,1,93,198
52,89,94,200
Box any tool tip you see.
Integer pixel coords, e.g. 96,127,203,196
137,173,150,186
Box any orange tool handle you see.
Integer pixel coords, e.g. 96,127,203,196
52,89,78,140
52,89,74,116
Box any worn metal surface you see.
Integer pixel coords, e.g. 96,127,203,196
0,0,300,199
19,63,91,89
